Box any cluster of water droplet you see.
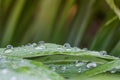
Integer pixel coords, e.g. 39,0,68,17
48,60,98,74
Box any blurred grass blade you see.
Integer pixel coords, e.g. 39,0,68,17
51,0,75,43
111,40,120,57
1,0,25,47
90,16,120,52
22,0,61,44
67,0,95,46
11,0,38,46
106,0,120,19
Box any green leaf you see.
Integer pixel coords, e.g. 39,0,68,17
111,40,120,57
90,16,120,51
0,43,119,79
106,0,120,19
0,56,64,80
0,43,118,62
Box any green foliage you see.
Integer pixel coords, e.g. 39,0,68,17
0,43,120,80
0,0,120,80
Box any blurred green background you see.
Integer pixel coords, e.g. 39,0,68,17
0,0,120,56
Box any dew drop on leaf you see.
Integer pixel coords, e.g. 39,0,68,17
35,45,45,50
86,62,97,68
51,66,56,71
78,68,82,73
63,43,71,48
100,51,107,55
38,41,45,45
75,61,84,67
4,45,13,53
61,66,66,72
6,45,13,49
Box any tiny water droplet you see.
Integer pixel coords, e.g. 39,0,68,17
64,43,71,48
75,61,84,67
86,62,97,68
35,45,45,50
78,68,82,73
110,70,116,73
61,66,66,72
51,66,56,71
83,48,88,51
4,45,13,53
100,51,107,55
31,43,37,47
26,43,31,46
6,45,13,49
73,47,80,51
38,41,45,45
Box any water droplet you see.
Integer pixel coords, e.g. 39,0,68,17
6,45,13,49
110,68,119,73
26,43,31,46
10,76,17,80
110,69,117,73
100,51,107,55
75,61,84,67
64,43,71,48
78,68,82,73
73,47,80,51
38,41,45,45
83,48,88,51
2,69,8,74
61,66,66,72
51,66,56,71
86,62,97,68
35,45,45,50
4,49,13,53
31,43,37,47
4,45,13,53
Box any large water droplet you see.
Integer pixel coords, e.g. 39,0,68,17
86,62,97,68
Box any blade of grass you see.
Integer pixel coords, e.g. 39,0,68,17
90,16,120,52
1,0,26,47
67,0,95,46
106,0,120,19
51,0,75,43
111,40,120,57
21,0,61,44
11,0,38,46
